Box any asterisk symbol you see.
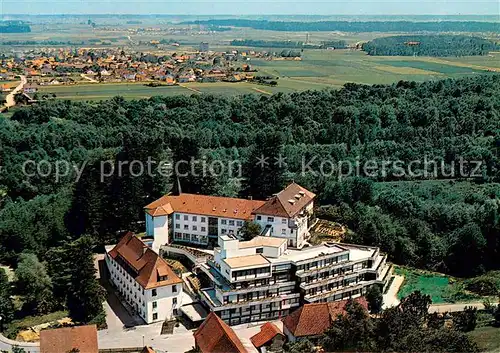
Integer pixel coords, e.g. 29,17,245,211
255,154,269,169
274,154,287,168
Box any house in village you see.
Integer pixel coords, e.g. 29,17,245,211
40,325,98,353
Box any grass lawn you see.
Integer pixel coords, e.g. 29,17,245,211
3,310,68,339
469,326,500,353
395,266,481,304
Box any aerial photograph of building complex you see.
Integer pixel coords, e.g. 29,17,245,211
0,0,499,352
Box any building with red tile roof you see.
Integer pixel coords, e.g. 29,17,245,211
40,325,98,353
194,312,247,353
106,232,183,324
282,297,368,342
250,322,284,350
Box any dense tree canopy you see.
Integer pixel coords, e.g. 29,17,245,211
363,35,498,57
0,75,498,280
185,19,499,33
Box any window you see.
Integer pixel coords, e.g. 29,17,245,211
201,217,206,222
237,221,243,227
192,216,197,222
282,218,287,224
228,220,235,226
257,215,261,220
221,228,227,234
152,301,157,309
153,313,158,320
175,224,180,229
172,285,177,293
267,217,274,222
201,226,206,232
173,309,178,316
221,219,227,225
173,297,177,305
281,229,286,235
256,247,264,254
192,225,197,231
152,289,157,297
184,224,189,230
184,215,188,221
175,214,180,220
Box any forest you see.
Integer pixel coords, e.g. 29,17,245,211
362,35,499,57
185,19,500,33
0,75,499,284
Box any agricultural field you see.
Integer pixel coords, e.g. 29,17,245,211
35,49,500,101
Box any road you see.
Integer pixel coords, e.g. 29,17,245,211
80,73,98,83
0,333,39,353
429,302,490,313
4,75,27,108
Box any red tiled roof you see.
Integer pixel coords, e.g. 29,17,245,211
145,193,265,220
194,312,247,353
108,232,183,289
141,347,156,353
250,322,283,348
40,325,98,353
282,297,368,338
253,183,315,218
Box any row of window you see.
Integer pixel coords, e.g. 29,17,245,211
176,214,207,222
256,216,288,224
174,232,208,243
176,224,207,232
174,214,245,227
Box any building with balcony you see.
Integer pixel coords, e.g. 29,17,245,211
105,232,183,324
199,234,391,325
143,183,315,251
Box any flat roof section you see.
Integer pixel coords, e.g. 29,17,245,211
239,236,287,249
224,254,270,269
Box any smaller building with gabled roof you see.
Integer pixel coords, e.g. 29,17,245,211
282,297,368,342
194,312,247,353
250,322,285,352
40,325,98,353
106,232,183,324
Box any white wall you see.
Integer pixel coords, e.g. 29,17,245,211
105,253,183,324
152,215,169,252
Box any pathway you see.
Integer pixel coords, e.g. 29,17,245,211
80,73,98,83
4,75,27,108
382,275,404,309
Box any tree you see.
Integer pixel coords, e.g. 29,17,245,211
66,236,106,324
322,299,375,352
285,339,316,353
0,268,14,330
11,347,26,353
15,253,54,314
452,306,477,332
239,221,261,241
241,129,286,200
365,285,383,314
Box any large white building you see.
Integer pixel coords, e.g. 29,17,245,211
198,234,392,325
143,183,315,251
105,232,184,324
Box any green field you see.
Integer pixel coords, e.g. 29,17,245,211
395,266,482,304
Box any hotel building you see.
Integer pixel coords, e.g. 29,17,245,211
198,234,392,325
143,183,316,251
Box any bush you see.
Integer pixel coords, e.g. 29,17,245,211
465,274,500,296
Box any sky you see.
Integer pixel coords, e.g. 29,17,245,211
1,0,499,16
